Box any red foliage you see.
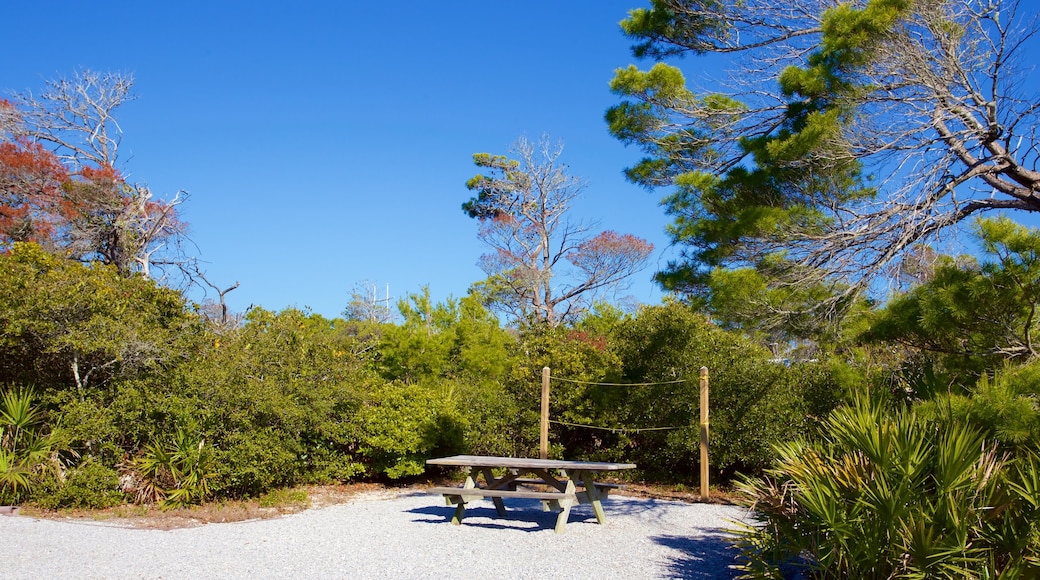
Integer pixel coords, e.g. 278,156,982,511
568,230,654,275
566,329,609,352
0,138,69,244
78,164,123,184
59,164,127,220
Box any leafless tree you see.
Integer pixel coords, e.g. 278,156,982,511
342,280,396,323
10,69,132,168
6,70,191,278
192,264,242,332
464,135,654,326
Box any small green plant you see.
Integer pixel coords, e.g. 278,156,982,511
258,487,309,508
129,429,214,510
0,387,60,504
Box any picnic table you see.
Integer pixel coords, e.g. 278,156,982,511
425,455,636,533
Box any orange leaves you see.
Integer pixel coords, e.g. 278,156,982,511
0,138,69,245
568,230,655,275
0,138,68,187
77,164,123,184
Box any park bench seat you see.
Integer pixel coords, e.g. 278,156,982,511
426,486,576,502
507,478,624,495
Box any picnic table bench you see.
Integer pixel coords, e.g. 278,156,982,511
426,455,636,533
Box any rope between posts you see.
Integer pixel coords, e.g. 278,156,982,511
548,419,680,433
549,376,687,387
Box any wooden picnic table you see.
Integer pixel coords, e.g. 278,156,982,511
426,455,636,533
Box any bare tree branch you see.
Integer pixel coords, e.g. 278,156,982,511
464,135,654,326
612,0,1040,303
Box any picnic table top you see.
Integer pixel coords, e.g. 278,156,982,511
426,455,636,471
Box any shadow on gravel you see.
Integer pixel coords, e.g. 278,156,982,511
653,532,741,579
408,499,602,532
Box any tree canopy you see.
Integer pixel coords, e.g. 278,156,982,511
866,217,1040,380
607,0,1040,303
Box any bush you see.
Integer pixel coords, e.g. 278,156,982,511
609,303,843,480
210,428,304,498
357,382,466,479
167,307,374,497
31,458,124,510
733,395,1040,578
0,387,62,504
920,361,1040,451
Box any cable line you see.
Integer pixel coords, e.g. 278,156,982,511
548,419,680,433
549,376,687,387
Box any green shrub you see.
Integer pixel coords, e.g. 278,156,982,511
31,458,124,510
449,379,519,458
609,303,843,480
164,307,374,498
357,382,466,479
919,362,1040,451
211,428,303,498
299,448,365,484
734,395,1040,578
504,321,625,461
39,392,125,466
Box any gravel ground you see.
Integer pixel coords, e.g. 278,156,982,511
2,490,751,579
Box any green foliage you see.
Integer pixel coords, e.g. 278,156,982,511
211,428,305,498
506,319,624,459
706,263,869,346
172,307,372,496
378,288,512,385
0,242,200,394
610,302,843,479
919,361,1040,452
620,0,730,59
31,457,124,510
608,42,870,297
734,396,1039,578
129,429,214,509
372,290,518,467
0,386,61,503
498,300,846,477
462,153,522,219
356,382,465,479
780,0,911,101
609,0,1009,314
868,218,1040,382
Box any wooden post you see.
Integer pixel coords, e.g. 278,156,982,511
699,366,710,498
540,366,550,460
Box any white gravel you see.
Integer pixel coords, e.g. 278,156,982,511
2,491,751,579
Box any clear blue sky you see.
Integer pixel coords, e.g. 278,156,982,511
3,1,685,319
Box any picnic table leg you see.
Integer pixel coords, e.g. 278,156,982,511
479,467,508,516
526,468,563,512
451,500,466,525
448,468,480,524
554,479,577,534
575,470,607,524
